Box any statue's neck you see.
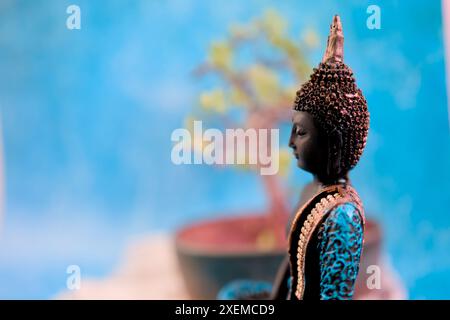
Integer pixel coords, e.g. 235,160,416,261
313,174,349,191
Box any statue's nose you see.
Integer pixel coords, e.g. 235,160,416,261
288,137,296,149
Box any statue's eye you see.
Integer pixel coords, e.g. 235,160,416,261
295,126,306,136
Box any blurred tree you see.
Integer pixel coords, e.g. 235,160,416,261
188,9,318,247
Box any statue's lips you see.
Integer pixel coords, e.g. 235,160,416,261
293,152,299,159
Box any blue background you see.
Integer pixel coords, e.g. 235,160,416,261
0,0,449,299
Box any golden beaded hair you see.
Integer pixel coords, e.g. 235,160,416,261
293,15,370,173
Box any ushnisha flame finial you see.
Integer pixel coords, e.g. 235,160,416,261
322,15,344,63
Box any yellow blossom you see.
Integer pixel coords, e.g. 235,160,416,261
261,9,287,38
199,89,227,113
248,64,279,104
230,88,248,106
209,41,232,69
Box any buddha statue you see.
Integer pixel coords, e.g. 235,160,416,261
218,15,369,300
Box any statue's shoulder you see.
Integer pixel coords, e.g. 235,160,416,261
325,185,365,225
306,185,365,236
321,202,363,232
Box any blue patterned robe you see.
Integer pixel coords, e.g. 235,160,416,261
218,186,364,300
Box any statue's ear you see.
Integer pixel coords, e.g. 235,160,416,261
326,129,342,178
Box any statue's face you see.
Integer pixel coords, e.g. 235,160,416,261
289,111,324,175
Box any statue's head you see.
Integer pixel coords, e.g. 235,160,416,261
289,15,369,185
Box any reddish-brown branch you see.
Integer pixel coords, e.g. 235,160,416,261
261,174,289,243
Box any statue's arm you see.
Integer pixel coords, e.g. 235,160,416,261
317,203,363,300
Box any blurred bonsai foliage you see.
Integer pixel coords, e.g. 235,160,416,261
187,9,318,243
